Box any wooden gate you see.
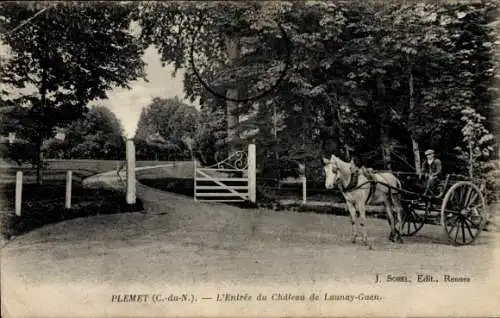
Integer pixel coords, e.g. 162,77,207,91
194,144,256,203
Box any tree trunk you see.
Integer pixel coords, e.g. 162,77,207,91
36,81,47,186
35,134,43,185
225,35,240,151
36,37,50,186
273,103,281,184
333,94,351,161
468,143,474,178
408,68,421,175
376,76,391,169
380,125,392,170
273,103,277,141
321,96,339,157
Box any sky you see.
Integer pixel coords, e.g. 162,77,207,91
97,46,198,138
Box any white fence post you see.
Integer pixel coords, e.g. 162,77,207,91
65,170,72,209
15,171,22,216
126,139,136,205
302,175,307,204
248,144,256,203
193,160,197,201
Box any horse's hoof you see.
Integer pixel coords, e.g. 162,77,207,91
351,237,357,244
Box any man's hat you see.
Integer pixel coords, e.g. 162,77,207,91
424,149,435,155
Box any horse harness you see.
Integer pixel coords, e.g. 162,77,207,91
339,167,377,204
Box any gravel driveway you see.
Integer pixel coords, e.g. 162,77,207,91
2,203,499,317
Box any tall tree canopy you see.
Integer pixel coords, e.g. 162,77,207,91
1,1,496,185
137,1,497,181
0,2,146,183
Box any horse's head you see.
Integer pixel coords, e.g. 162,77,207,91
323,155,356,189
323,155,340,189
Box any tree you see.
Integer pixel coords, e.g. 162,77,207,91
1,106,41,166
44,105,125,159
0,2,146,183
455,106,495,178
192,105,227,166
137,2,293,151
137,1,497,180
135,97,199,161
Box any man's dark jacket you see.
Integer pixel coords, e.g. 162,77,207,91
421,159,442,178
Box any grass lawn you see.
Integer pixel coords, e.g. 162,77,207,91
1,180,143,240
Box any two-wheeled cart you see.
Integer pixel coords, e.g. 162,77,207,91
396,173,487,246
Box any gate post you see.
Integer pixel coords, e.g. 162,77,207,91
15,171,22,216
193,160,197,201
65,170,72,209
126,139,136,205
302,175,307,204
248,144,256,203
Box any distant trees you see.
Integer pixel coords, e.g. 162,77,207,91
135,97,199,161
44,105,125,160
192,105,227,166
1,106,41,166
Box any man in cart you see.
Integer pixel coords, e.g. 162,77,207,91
420,149,443,197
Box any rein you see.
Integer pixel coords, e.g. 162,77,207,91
343,176,423,197
329,157,424,197
338,167,421,196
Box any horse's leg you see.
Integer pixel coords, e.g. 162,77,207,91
387,217,395,241
357,202,369,246
384,200,396,242
346,201,357,243
393,197,404,244
387,216,395,242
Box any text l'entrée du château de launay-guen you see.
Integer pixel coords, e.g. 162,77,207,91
111,293,383,303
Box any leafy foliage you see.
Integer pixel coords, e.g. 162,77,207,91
1,1,496,190
136,1,497,183
135,97,199,161
455,106,495,178
0,2,146,182
44,105,125,160
192,105,227,166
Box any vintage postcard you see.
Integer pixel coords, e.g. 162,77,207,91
1,1,499,317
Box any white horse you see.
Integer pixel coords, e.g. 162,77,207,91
322,154,404,245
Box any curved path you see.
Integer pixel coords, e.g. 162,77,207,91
2,165,499,317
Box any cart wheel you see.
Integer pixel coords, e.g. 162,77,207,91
441,181,486,246
401,201,425,236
